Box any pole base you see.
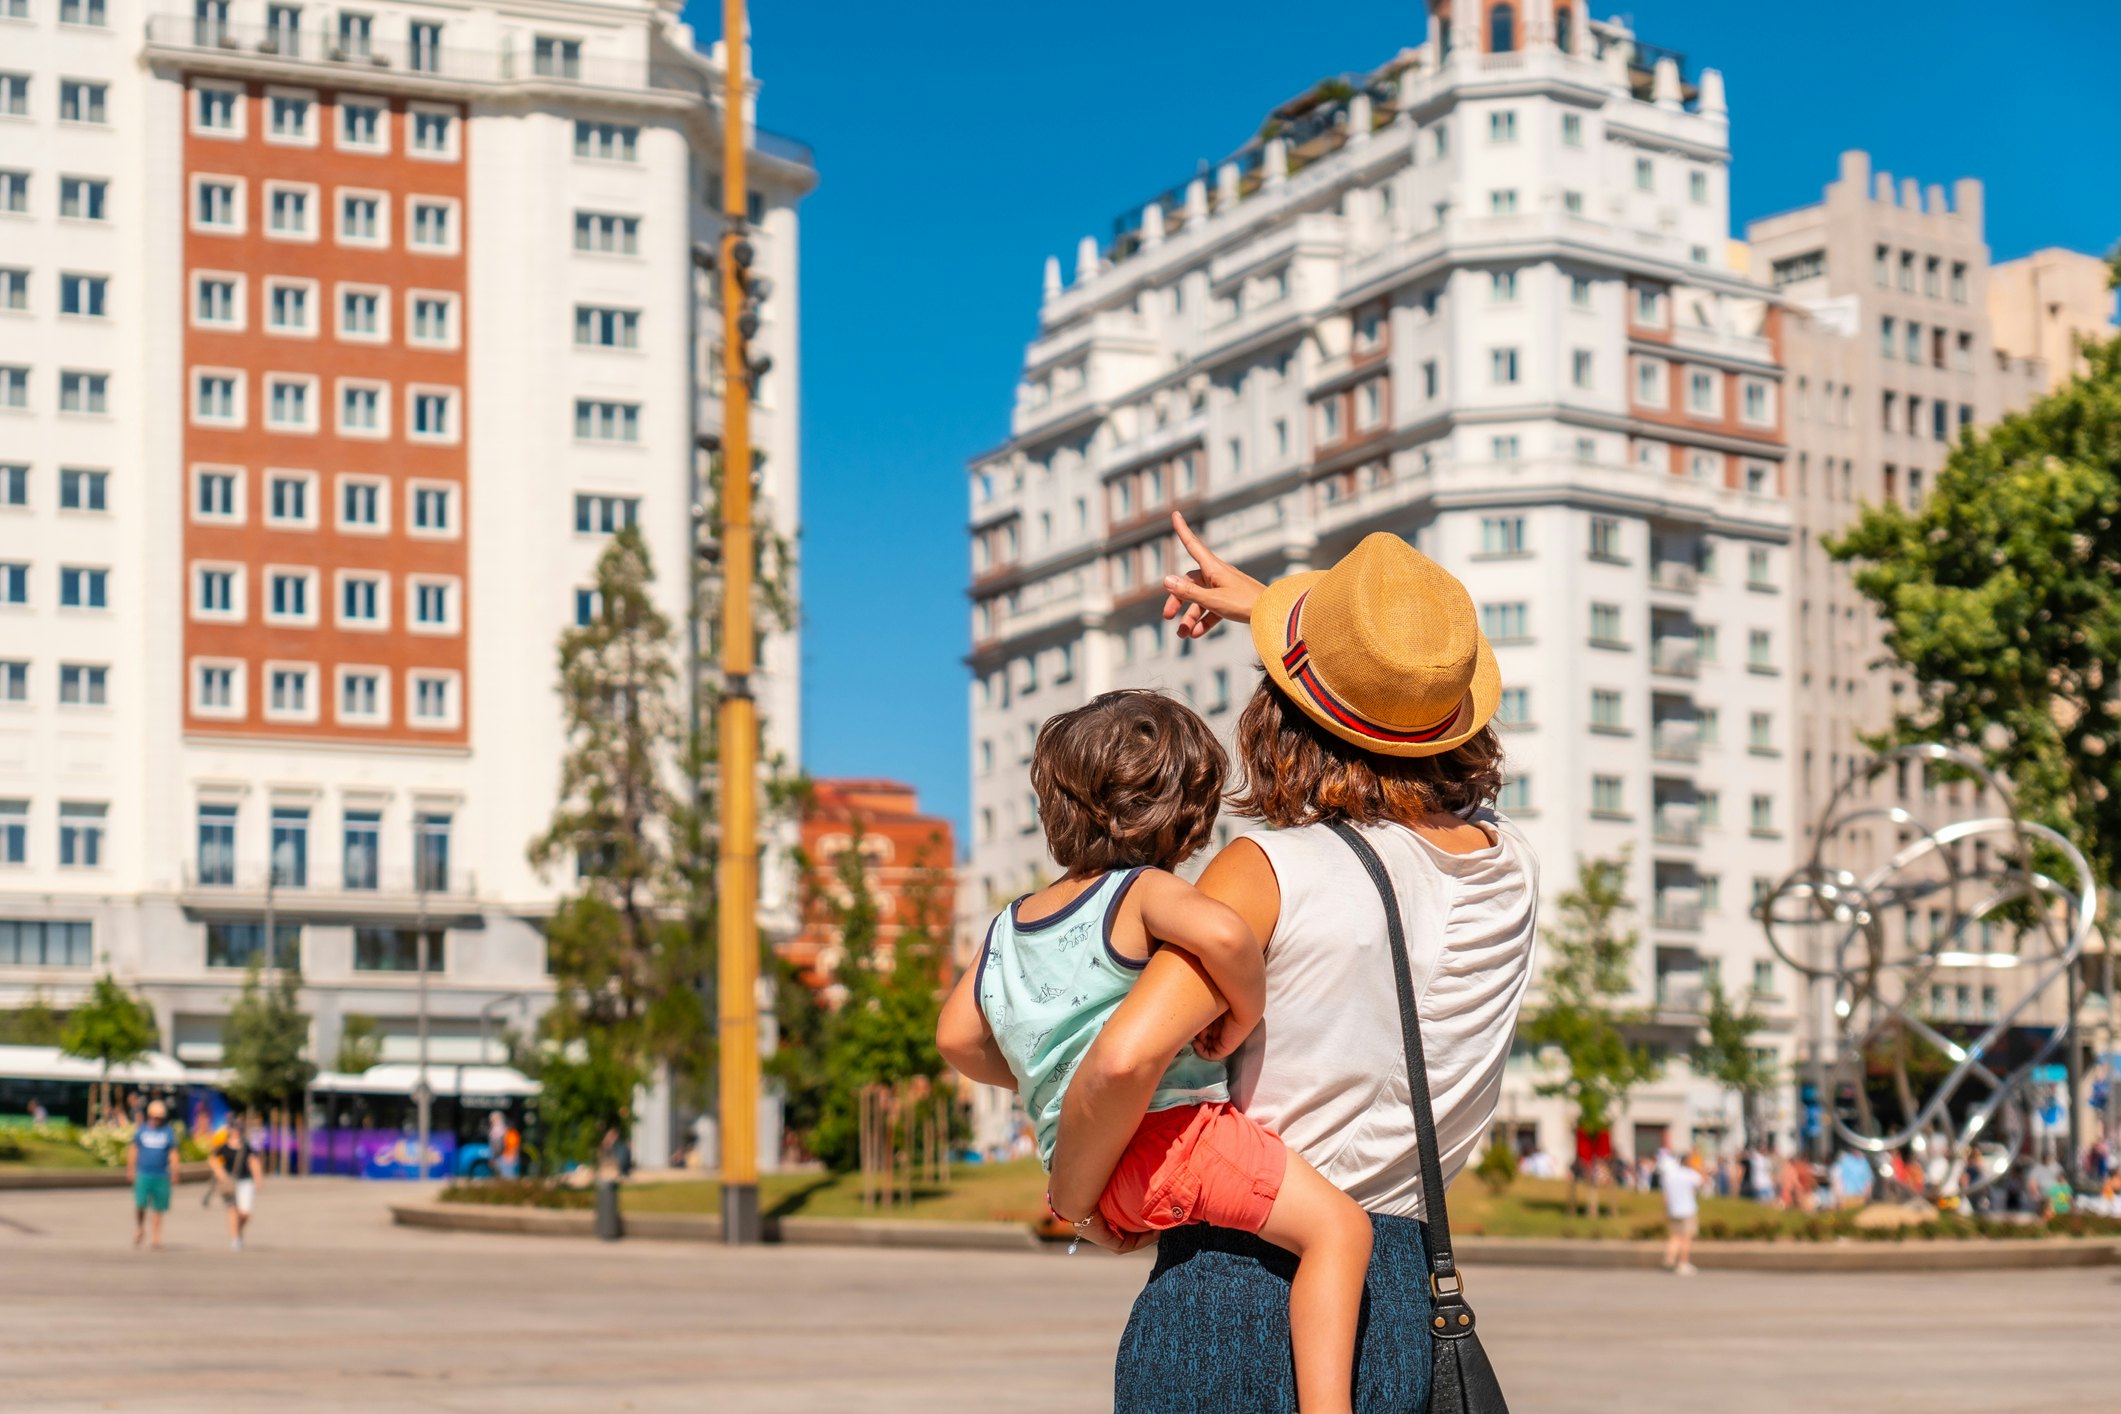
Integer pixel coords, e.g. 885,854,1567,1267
721,1182,762,1245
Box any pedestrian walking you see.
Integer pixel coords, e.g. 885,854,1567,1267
1661,1149,1704,1275
211,1117,264,1251
129,1100,179,1251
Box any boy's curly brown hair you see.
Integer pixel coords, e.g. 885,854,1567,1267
1030,690,1226,874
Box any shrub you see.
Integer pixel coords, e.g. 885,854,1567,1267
1474,1142,1519,1197
0,1131,24,1161
439,1178,593,1211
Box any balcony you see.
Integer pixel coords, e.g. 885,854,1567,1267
1649,641,1699,678
1650,728,1700,762
1648,561,1698,594
180,861,477,918
1654,974,1708,1014
1652,900,1702,932
1652,813,1701,846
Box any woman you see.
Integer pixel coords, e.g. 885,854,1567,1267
1046,516,1540,1411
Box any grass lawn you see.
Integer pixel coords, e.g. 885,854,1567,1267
0,1134,106,1170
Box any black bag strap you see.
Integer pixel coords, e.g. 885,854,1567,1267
1326,819,1462,1289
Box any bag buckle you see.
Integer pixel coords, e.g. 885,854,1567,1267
1430,1270,1465,1300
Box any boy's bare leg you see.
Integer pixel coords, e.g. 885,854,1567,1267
1255,1156,1373,1414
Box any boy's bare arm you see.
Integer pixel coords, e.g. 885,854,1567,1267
935,965,1019,1090
1132,871,1265,1041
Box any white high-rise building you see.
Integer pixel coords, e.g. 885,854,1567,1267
967,4,1795,1161
1,0,811,1160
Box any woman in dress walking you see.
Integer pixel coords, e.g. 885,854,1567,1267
1046,517,1542,1411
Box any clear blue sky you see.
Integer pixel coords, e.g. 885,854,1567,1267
688,0,2121,846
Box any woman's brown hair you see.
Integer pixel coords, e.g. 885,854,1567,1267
1030,689,1226,873
1227,674,1505,828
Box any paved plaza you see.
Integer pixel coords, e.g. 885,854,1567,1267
1,1180,2114,1412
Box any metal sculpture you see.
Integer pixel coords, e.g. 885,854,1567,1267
1758,744,2094,1199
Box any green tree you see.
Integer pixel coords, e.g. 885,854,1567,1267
1689,976,1776,1149
1830,308,2121,885
1519,852,1660,1219
334,1013,382,1075
0,992,64,1046
797,827,951,1170
221,964,317,1121
60,972,157,1122
529,529,710,1098
532,1033,640,1170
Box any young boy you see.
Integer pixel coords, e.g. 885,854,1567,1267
938,689,1373,1413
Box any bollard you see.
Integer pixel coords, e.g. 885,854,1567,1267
594,1178,622,1242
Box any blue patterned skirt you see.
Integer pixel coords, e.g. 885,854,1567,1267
1113,1213,1434,1412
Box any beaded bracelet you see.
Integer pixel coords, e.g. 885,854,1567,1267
1046,1190,1096,1254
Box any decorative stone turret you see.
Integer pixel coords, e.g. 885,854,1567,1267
1140,201,1164,248
1216,160,1240,210
1698,68,1727,121
1042,256,1061,303
1263,137,1288,187
1184,177,1208,225
1075,235,1098,284
1652,56,1683,110
1347,92,1372,144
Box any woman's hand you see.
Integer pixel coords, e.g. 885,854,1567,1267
1162,512,1265,639
1074,1214,1157,1256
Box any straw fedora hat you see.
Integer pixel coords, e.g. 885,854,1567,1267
1251,532,1500,758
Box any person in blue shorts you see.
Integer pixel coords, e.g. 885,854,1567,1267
128,1099,180,1250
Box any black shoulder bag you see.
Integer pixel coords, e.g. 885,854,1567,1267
1327,820,1509,1414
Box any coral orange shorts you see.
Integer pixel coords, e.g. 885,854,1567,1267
1097,1102,1289,1237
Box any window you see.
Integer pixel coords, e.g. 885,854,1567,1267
266,806,310,887
195,565,237,616
207,922,300,971
1634,358,1664,406
62,0,110,23
0,74,22,117
1589,602,1624,647
1950,262,1968,303
57,802,105,868
1480,602,1529,642
355,927,446,973
339,99,384,150
1489,270,1518,303
573,211,640,254
1750,794,1776,835
268,473,311,524
190,802,237,886
1899,250,1914,292
1479,516,1526,557
0,918,95,966
59,371,107,414
1591,776,1625,816
267,570,310,621
339,382,384,434
1571,349,1593,389
1590,689,1623,731
1490,348,1519,385
1748,628,1774,672
408,21,442,73
412,578,453,629
1741,380,1771,424
1634,155,1653,192
1488,189,1518,215
573,494,638,534
195,276,238,326
339,573,381,625
1,172,26,214
59,81,107,125
0,464,22,504
1769,250,1824,288
1562,112,1582,146
575,305,640,349
411,107,454,156
268,93,312,142
59,566,108,608
338,668,382,721
1688,170,1708,205
1906,321,1921,363
0,563,25,604
1924,256,1941,297
1879,315,1895,359
0,800,24,867
575,120,638,161
0,367,24,408
409,199,454,250
1319,398,1343,443
1874,244,1890,286
195,662,236,713
410,294,454,345
268,185,312,237
336,9,372,56
58,274,107,319
267,376,314,429
1749,711,1775,753
411,484,453,533
343,811,381,889
54,178,104,227
339,286,382,338
411,389,454,440
1588,516,1623,562
573,588,602,626
58,664,107,706
267,665,311,717
411,674,454,726
534,36,583,78
1687,369,1717,415
574,400,640,442
0,661,23,702
195,469,237,519
1497,687,1529,727
1497,777,1530,812
1422,361,1439,399
339,192,383,245
1746,546,1772,589
195,84,238,133
340,478,381,529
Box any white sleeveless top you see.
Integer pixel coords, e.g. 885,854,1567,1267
1231,810,1539,1222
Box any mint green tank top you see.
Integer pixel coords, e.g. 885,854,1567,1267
976,867,1230,1168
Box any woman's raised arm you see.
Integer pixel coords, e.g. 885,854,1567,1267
1048,840,1282,1221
